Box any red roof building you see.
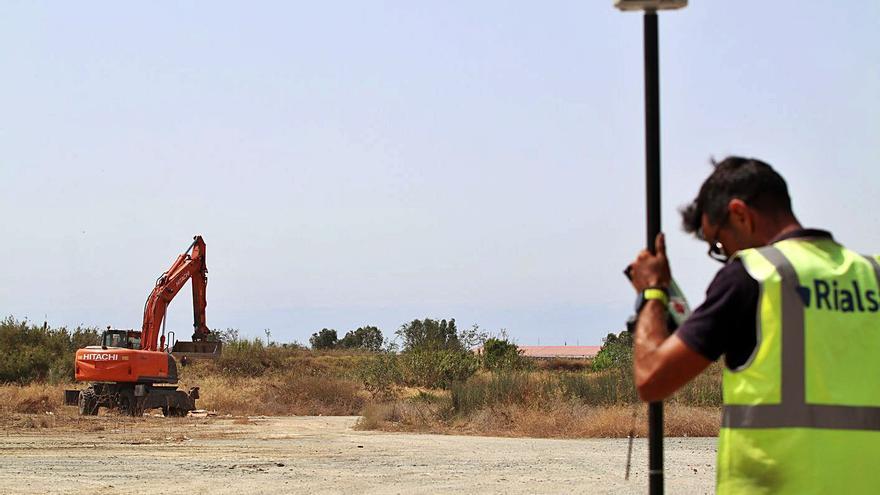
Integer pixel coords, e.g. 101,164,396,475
517,345,601,359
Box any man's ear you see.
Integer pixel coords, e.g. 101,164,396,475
728,199,753,233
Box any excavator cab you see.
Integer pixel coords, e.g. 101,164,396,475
101,329,142,350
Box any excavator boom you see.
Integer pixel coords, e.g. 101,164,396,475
141,236,211,351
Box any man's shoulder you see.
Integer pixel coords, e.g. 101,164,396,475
677,259,759,364
708,258,753,292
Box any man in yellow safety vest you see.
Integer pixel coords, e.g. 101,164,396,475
627,156,880,494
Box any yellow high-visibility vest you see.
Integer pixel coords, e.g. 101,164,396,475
717,237,880,494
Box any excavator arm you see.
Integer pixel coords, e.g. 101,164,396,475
140,236,211,351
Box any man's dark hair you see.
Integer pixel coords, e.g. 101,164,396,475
680,156,793,236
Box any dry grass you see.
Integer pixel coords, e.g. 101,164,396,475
0,383,102,430
357,366,722,438
533,358,592,372
2,376,720,438
356,400,451,433
190,345,374,380
359,400,720,438
180,372,366,416
0,383,66,414
0,383,176,431
494,403,719,438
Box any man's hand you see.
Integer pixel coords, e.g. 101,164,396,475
627,233,671,292
627,232,712,402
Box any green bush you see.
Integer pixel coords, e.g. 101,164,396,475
358,352,402,400
309,326,385,352
309,328,338,350
339,326,384,351
481,337,528,371
398,350,479,389
591,331,633,371
0,316,100,384
397,318,465,353
388,318,483,389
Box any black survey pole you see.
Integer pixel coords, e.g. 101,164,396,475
643,10,664,495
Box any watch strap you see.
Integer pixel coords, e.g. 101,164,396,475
643,287,669,306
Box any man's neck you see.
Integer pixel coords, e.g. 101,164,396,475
762,216,803,244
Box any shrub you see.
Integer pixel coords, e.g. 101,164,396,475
389,318,484,388
339,326,384,351
481,337,528,371
396,318,464,353
398,350,479,389
309,328,338,350
591,330,633,371
358,353,402,400
0,316,100,383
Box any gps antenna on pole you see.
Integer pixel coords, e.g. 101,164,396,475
613,1,687,494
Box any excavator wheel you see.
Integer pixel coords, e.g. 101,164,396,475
162,406,187,418
117,391,144,417
78,388,99,416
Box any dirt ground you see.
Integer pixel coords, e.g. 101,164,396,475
0,416,716,494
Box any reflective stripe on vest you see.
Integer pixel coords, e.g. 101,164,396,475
723,246,880,430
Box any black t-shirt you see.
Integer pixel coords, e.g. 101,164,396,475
676,229,833,369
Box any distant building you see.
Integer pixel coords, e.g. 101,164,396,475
517,345,601,360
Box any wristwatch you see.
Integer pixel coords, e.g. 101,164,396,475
635,287,669,314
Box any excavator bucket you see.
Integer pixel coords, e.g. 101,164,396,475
171,340,223,361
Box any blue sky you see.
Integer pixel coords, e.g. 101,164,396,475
1,1,878,346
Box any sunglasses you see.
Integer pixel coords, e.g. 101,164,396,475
697,225,729,263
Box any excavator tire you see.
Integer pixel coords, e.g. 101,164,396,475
117,390,144,417
78,388,99,416
162,406,188,417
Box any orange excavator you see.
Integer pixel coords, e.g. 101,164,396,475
66,235,221,416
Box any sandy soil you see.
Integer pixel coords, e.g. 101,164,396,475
0,416,716,494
